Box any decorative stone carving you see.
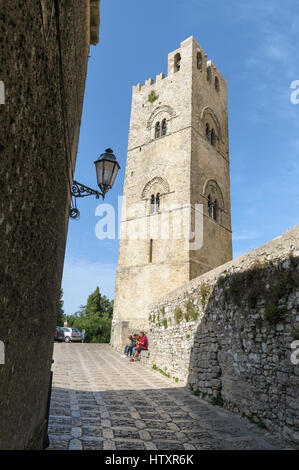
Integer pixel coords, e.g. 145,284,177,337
141,176,170,199
147,105,176,130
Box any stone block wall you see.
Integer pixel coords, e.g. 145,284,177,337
0,1,100,449
141,225,299,444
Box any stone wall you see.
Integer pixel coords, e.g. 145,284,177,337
0,1,100,449
141,225,299,444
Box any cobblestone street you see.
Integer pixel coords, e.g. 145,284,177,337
48,344,288,450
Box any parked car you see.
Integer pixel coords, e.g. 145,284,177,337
54,326,65,342
62,327,82,343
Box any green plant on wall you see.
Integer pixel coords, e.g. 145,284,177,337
264,304,286,325
218,255,299,328
212,392,224,407
148,90,159,103
200,283,210,306
174,306,183,324
185,300,198,321
162,318,168,329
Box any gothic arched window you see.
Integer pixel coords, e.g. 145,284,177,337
206,123,211,143
211,128,217,147
197,52,202,71
155,122,161,139
204,180,224,225
162,119,167,136
207,195,213,218
215,76,220,92
213,199,218,221
174,53,181,72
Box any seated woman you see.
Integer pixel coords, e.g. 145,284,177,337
130,332,148,361
121,335,136,358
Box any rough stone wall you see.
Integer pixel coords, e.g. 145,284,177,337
0,1,99,449
112,37,232,347
142,225,299,444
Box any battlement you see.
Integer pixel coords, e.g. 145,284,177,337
133,36,226,94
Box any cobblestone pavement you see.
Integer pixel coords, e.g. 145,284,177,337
48,343,289,450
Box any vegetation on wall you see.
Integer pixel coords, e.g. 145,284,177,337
148,90,159,103
216,255,299,326
199,282,211,305
174,306,183,324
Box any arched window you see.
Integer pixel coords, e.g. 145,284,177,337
150,194,155,214
213,200,218,221
206,123,211,143
211,129,217,147
150,193,161,214
156,193,160,212
155,122,161,139
207,66,211,82
162,119,167,136
174,53,181,72
204,180,224,225
197,52,202,71
207,195,218,221
207,195,213,218
215,76,219,92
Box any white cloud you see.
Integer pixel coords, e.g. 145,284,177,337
61,257,117,315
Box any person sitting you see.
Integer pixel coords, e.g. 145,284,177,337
130,331,148,361
121,335,135,358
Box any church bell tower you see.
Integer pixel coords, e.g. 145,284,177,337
111,36,232,346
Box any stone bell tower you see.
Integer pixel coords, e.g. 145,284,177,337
111,36,232,347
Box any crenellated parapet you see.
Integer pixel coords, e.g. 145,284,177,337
132,36,226,95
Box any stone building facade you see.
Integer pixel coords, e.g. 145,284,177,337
141,225,299,445
112,37,232,346
0,1,100,449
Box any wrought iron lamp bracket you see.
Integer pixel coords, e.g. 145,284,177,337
69,180,104,220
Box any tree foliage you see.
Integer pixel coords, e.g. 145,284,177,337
57,289,65,326
65,287,113,343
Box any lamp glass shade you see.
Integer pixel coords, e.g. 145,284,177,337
94,149,120,194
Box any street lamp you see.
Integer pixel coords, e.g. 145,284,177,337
70,148,120,220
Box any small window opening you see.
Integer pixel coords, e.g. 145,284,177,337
149,239,153,263
156,193,160,212
213,200,218,221
206,123,211,143
197,52,202,71
211,129,217,147
207,66,211,82
174,53,181,72
150,194,155,214
162,119,167,136
155,122,161,139
207,195,213,218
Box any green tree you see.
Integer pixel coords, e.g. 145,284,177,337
57,289,65,326
64,287,113,343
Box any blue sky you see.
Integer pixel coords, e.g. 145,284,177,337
62,0,299,315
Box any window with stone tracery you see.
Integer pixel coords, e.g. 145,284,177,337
204,180,224,224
